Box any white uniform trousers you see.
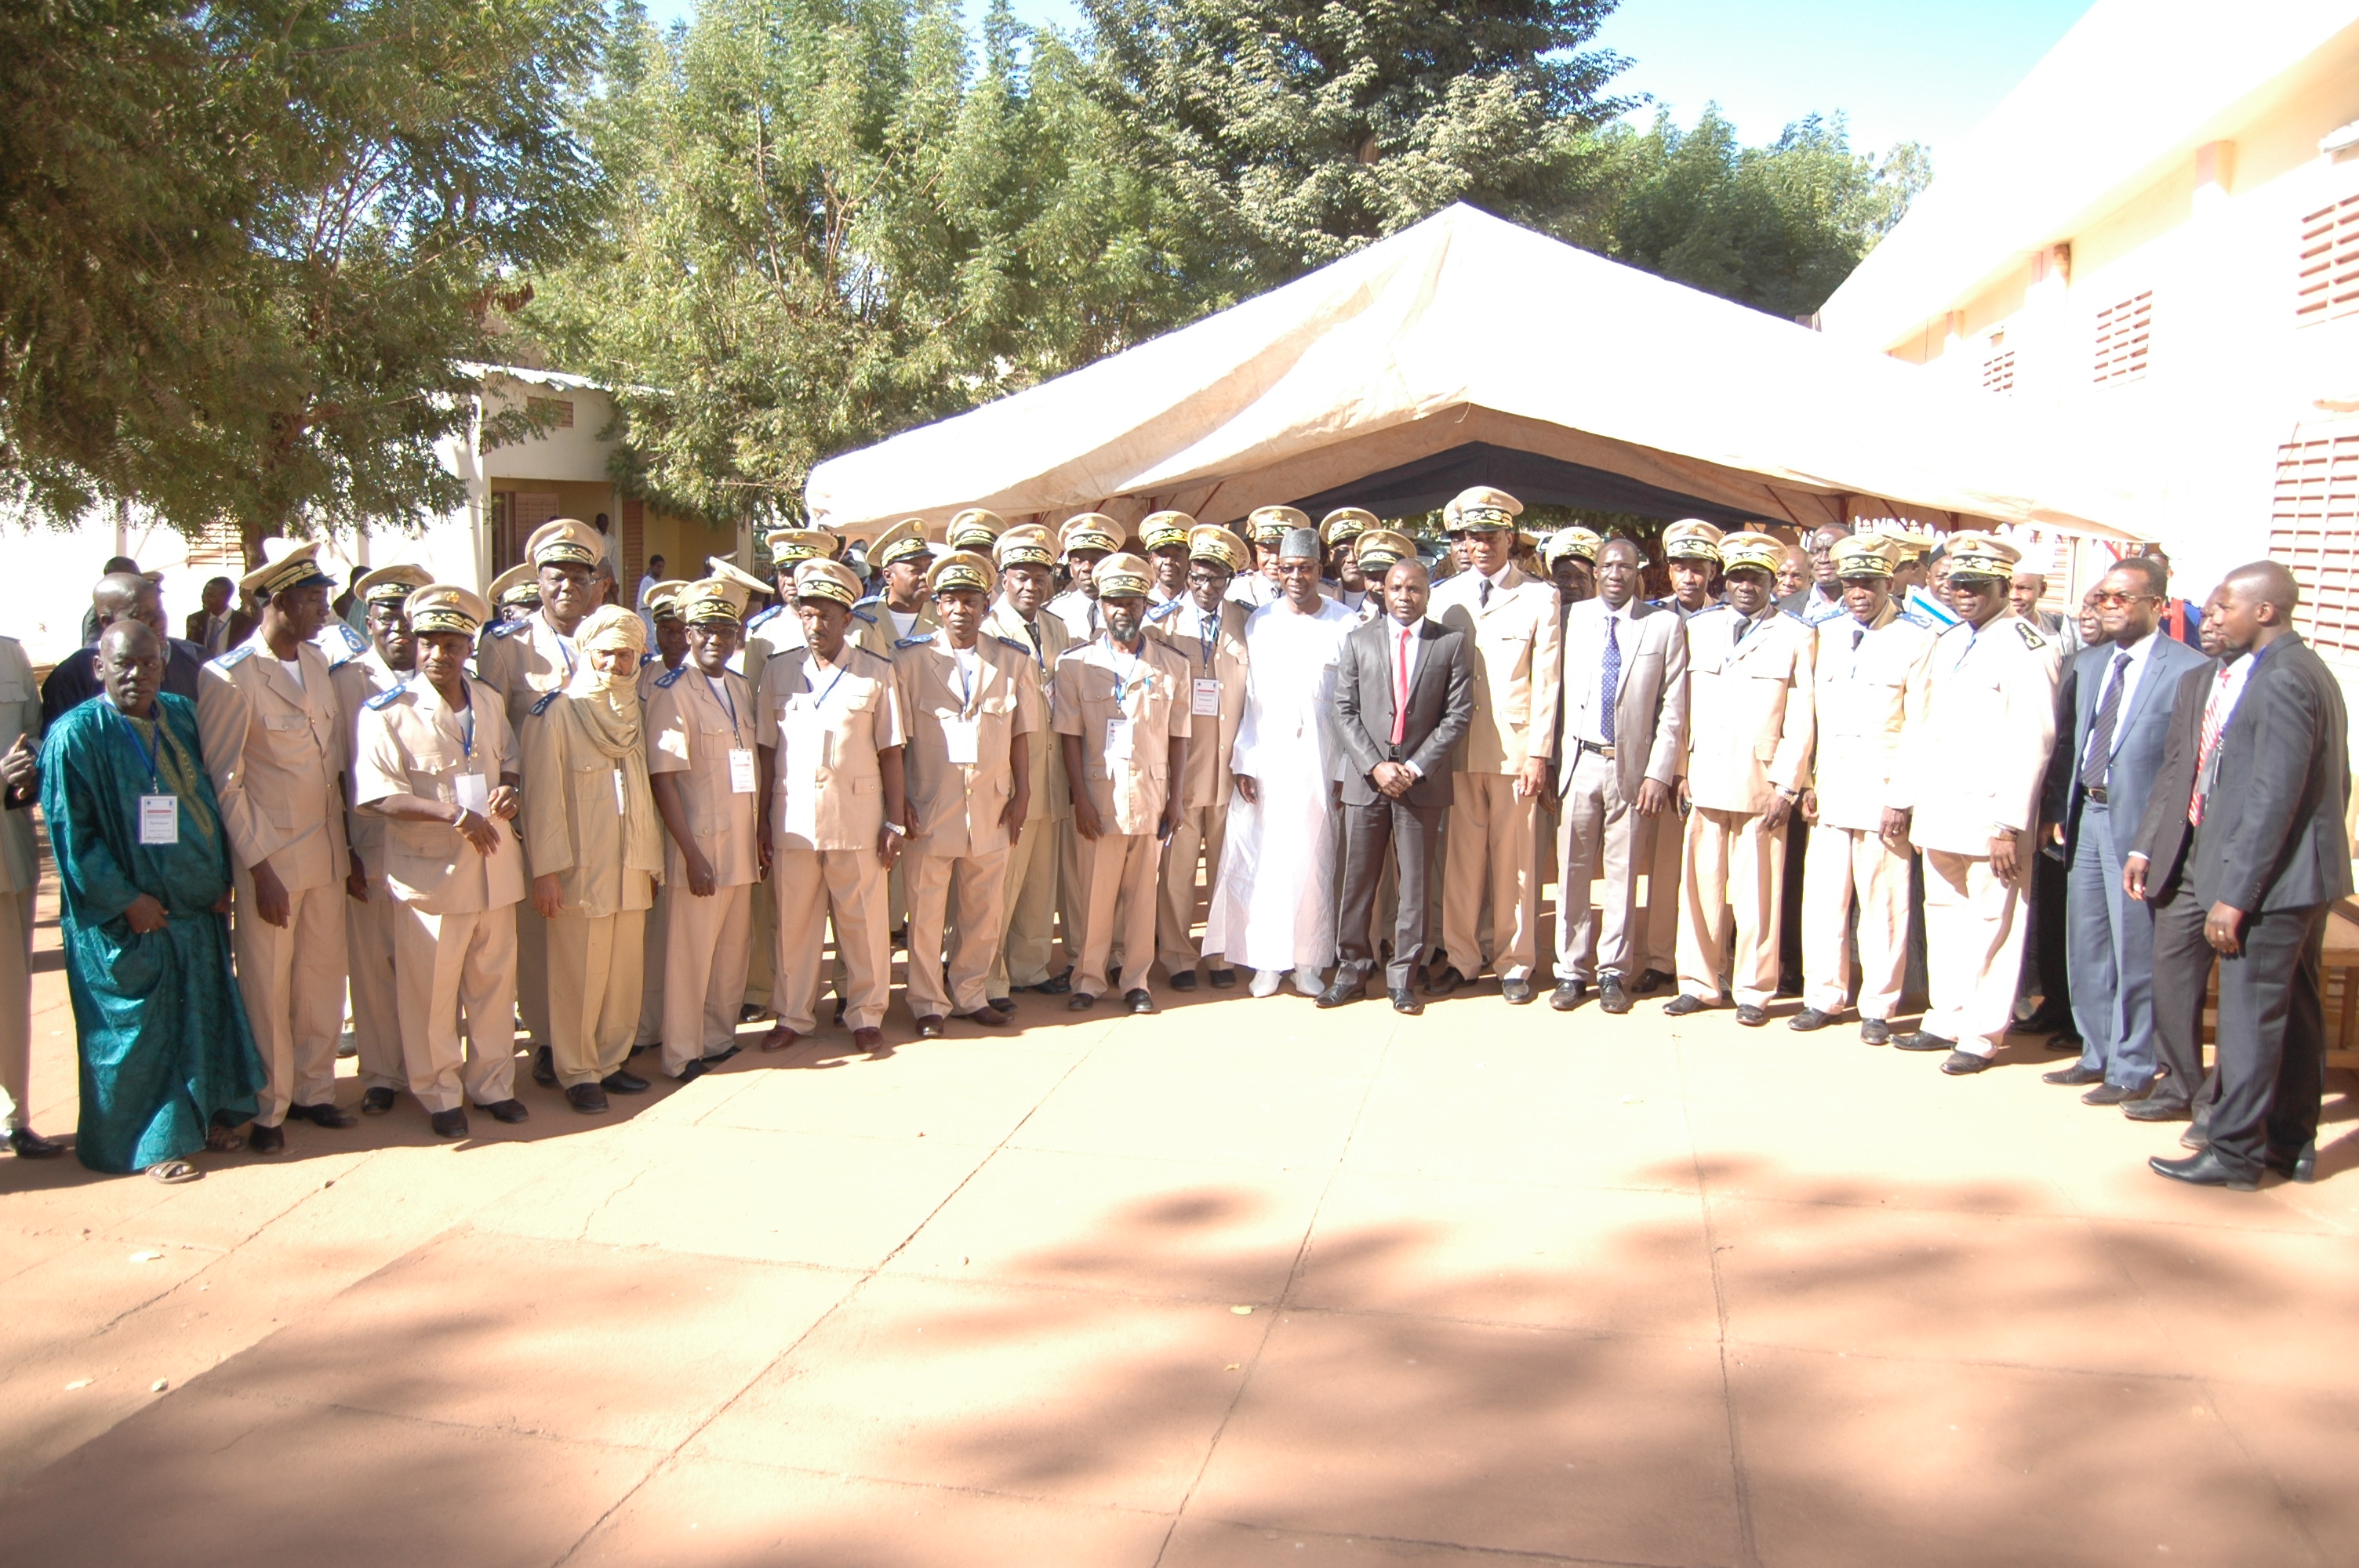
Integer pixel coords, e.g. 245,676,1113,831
1677,806,1783,1007
634,884,670,1048
0,890,31,1131
346,874,406,1094
661,881,751,1076
391,902,519,1112
773,848,889,1034
547,909,645,1087
906,848,1011,1019
1802,823,1912,1022
991,813,1062,995
1922,847,2030,1058
1074,831,1158,999
1552,749,1645,983
1441,772,1542,982
1156,801,1226,977
232,875,350,1126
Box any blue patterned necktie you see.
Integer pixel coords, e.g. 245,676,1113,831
2083,650,2133,790
1600,613,1621,746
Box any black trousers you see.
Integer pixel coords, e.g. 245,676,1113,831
1335,797,1445,993
2208,902,2329,1181
2016,840,2074,1022
2147,880,2215,1111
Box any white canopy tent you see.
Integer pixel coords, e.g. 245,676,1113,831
806,204,2147,542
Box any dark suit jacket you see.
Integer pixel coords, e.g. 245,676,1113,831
2187,636,2352,913
2042,632,2210,846
184,608,256,652
2129,659,2215,896
1332,616,1474,809
40,637,208,728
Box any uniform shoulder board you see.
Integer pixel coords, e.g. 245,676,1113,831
849,605,878,625
892,634,932,650
364,684,407,710
1692,602,1734,619
994,634,1032,655
746,603,782,630
529,690,561,716
1782,609,1808,625
653,666,685,688
215,644,256,669
484,619,522,640
330,621,365,652
1144,597,1183,621
2013,619,2048,651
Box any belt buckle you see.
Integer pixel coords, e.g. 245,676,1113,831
1588,740,1616,760
2084,785,2107,804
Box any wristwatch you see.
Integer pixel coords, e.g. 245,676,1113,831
884,821,909,838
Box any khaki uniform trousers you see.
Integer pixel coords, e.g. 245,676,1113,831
774,848,889,1034
1802,824,1911,1022
744,877,776,1010
1074,831,1158,999
991,812,1062,994
1922,847,2030,1058
1677,806,1784,1007
1156,801,1227,976
1641,809,1681,975
346,874,407,1094
234,875,350,1126
634,884,670,1048
0,890,30,1131
391,903,519,1113
517,901,552,1047
907,848,1011,1018
663,881,752,1076
1552,750,1645,984
1058,819,1090,973
547,909,645,1087
1441,772,1543,982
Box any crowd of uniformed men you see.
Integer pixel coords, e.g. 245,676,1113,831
1,483,2345,1193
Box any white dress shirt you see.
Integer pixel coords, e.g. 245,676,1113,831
1561,600,1634,748
2083,627,2160,764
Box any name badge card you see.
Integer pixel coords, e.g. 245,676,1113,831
941,717,979,766
139,794,180,846
1192,678,1219,717
728,747,758,794
782,706,823,843
454,773,491,817
1103,718,1134,776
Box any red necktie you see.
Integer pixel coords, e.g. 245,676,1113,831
2189,665,2234,826
1391,626,1412,746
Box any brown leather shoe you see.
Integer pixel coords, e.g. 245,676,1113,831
758,1024,801,1052
852,1026,885,1051
915,1014,947,1039
957,1007,1013,1028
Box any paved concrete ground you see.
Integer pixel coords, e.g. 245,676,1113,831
4,875,2358,1567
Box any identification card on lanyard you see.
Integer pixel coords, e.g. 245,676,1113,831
782,699,823,843
454,773,491,816
942,717,980,765
1103,718,1135,765
140,793,180,845
1191,678,1219,717
728,748,758,793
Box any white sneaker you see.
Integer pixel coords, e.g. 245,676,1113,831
1292,965,1325,996
1250,969,1283,997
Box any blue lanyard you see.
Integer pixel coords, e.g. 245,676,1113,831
1109,638,1147,708
458,701,475,762
805,658,849,709
107,698,162,789
951,648,977,714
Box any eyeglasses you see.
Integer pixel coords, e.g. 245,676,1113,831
2088,590,2158,608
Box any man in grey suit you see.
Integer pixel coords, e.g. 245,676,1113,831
2040,557,2210,1104
2123,643,2221,1127
1550,538,1688,1014
2144,562,2350,1189
1321,548,1475,1014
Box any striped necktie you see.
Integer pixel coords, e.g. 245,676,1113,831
2189,664,2234,826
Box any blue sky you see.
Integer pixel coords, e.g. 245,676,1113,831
633,0,2096,162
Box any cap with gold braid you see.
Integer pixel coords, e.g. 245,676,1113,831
1187,523,1245,572
763,528,839,568
1718,531,1787,577
1662,518,1725,564
1543,527,1602,568
703,557,774,604
1354,528,1417,572
870,517,933,572
1092,552,1153,600
642,580,690,622
793,557,864,608
354,562,433,606
489,562,541,609
1139,510,1194,554
1943,532,2021,582
927,550,996,597
946,508,1006,553
239,538,339,598
1830,535,1897,579
405,584,492,638
995,524,1056,570
1320,507,1377,550
678,575,750,626
1441,486,1522,534
525,517,605,569
1248,505,1309,544
1060,513,1123,559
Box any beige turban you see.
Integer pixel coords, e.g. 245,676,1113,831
576,604,647,655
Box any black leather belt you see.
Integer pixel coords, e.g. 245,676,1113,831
1577,739,1616,760
2082,785,2108,805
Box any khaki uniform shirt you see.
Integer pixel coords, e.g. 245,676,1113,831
1045,587,1103,644
1895,613,2061,856
1052,634,1194,837
853,598,938,663
638,652,689,703
0,637,38,896
645,665,761,887
196,636,349,890
1681,604,1817,815
892,630,1039,859
756,644,906,853
1144,596,1249,810
741,601,802,703
1808,605,1938,833
984,599,1074,820
331,649,407,879
354,675,525,915
1427,564,1563,774
519,693,659,919
475,609,581,735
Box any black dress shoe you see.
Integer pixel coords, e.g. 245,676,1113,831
1207,967,1237,989
1598,975,1631,1015
289,1101,357,1129
2046,1033,2083,1054
1631,968,1674,996
1125,989,1158,1015
2267,1143,2318,1183
672,1059,709,1083
1390,987,1423,1015
566,1083,609,1115
2150,1149,2257,1190
832,998,847,1025
1169,971,1198,992
740,1003,768,1022
1892,1030,1955,1052
1788,1007,1836,1032
703,1043,743,1065
481,1098,530,1123
430,1108,469,1139
915,1014,947,1039
1107,964,1122,988
248,1123,285,1154
1316,978,1365,1008
1425,966,1467,997
1859,1018,1890,1046
1939,1050,1990,1075
6,1126,64,1159
601,1069,651,1094
1045,967,1073,994
987,997,1014,1015
1662,993,1711,1017
2082,1080,2154,1107
2123,1097,2193,1123
2009,1007,2073,1036
360,1087,398,1116
1501,978,1534,1005
957,1007,1013,1028
533,1045,557,1087
1067,993,1096,1012
2042,1063,2104,1086
1735,1004,1768,1027
1548,980,1587,1011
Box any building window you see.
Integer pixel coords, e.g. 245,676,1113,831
2270,426,2359,656
526,396,576,428
1981,348,2016,394
2296,193,2359,327
2092,292,2152,383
